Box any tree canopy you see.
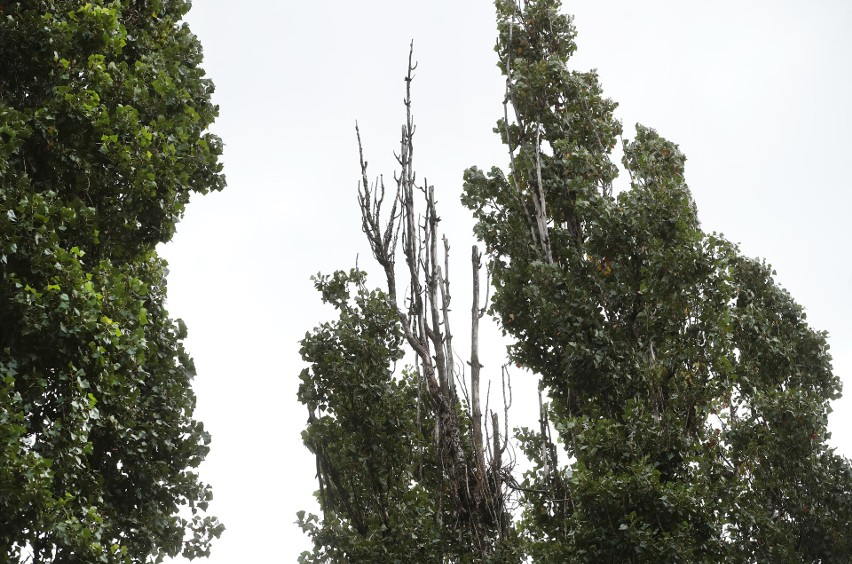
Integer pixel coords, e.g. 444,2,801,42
299,0,852,561
1,1,224,561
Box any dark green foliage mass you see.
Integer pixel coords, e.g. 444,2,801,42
462,0,852,560
298,270,515,562
1,1,224,561
298,271,440,562
299,0,852,561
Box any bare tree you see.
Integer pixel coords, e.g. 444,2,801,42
356,43,511,557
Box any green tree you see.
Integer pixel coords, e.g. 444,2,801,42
0,1,224,561
300,1,852,561
462,0,852,561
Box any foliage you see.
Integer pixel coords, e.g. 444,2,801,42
1,1,224,561
461,0,852,561
299,0,852,561
297,270,509,562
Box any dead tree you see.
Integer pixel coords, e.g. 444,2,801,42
356,43,511,557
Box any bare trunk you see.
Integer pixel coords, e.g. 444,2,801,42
470,246,487,502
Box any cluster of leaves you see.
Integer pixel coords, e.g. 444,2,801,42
297,270,515,562
1,1,224,561
461,0,852,561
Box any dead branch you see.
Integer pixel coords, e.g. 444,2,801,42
470,245,487,504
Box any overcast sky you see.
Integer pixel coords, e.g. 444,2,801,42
158,1,852,561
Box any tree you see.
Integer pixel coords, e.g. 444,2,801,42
298,51,519,562
0,1,224,561
299,0,852,561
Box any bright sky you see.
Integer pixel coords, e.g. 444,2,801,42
159,1,852,561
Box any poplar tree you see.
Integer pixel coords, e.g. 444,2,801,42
1,1,224,561
464,0,852,560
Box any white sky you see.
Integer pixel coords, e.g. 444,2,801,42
159,1,852,561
